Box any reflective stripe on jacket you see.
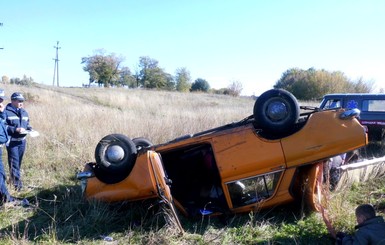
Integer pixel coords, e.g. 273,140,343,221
0,111,9,144
5,103,32,140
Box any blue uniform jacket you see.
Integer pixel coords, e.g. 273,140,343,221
342,216,385,244
0,112,9,144
4,103,32,140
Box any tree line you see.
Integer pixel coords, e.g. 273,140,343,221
81,50,243,96
274,68,375,100
1,75,34,86
1,51,376,99
81,51,375,99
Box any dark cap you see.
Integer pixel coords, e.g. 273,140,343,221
0,89,6,100
11,92,25,102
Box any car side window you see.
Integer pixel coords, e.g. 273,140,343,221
323,99,341,109
362,100,385,112
227,171,282,208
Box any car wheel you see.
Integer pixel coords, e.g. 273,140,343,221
133,137,153,151
94,134,137,183
253,89,299,134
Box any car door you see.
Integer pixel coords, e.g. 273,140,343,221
148,151,184,233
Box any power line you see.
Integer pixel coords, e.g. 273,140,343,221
52,41,61,86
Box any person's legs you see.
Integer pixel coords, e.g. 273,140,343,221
18,140,26,172
6,141,23,191
0,148,11,204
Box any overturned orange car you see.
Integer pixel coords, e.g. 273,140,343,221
77,89,367,222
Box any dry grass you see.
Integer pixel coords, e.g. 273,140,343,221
0,83,383,244
0,83,257,244
1,84,253,190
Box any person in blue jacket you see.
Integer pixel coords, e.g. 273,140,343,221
5,92,32,192
0,89,13,204
337,204,385,244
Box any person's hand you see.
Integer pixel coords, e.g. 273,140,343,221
0,103,4,112
16,128,26,133
336,231,347,243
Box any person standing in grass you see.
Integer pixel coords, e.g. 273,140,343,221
0,89,13,204
336,204,385,244
5,92,32,192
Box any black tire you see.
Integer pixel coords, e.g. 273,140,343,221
94,134,137,183
133,137,153,151
253,89,299,134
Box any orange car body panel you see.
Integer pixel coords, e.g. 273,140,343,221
282,110,367,168
84,151,160,202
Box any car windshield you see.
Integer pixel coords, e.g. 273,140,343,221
322,99,341,109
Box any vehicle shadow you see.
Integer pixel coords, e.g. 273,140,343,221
0,185,334,244
0,184,173,242
179,202,335,244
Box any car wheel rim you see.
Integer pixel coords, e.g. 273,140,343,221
266,101,288,122
106,145,125,162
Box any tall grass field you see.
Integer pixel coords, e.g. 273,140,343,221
0,83,384,244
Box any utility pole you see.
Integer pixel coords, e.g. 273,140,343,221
0,22,3,50
52,41,60,86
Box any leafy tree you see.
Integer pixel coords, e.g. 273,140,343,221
119,67,136,88
274,68,374,100
191,78,210,92
10,78,21,85
81,50,125,87
164,73,176,91
146,67,164,88
274,68,304,92
348,77,373,93
227,80,243,96
1,75,9,84
212,88,229,95
137,56,174,90
175,67,191,92
137,56,158,88
10,75,33,86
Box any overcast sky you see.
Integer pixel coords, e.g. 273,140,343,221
1,0,384,95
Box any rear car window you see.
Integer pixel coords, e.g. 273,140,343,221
362,100,385,112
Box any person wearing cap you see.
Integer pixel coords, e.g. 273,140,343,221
4,92,32,192
0,89,13,203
